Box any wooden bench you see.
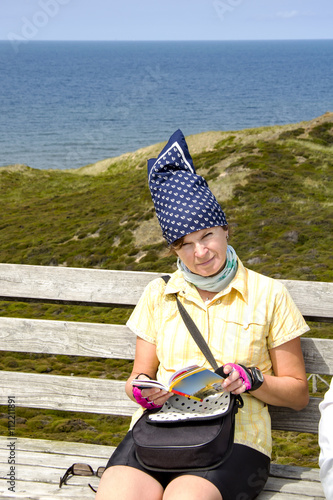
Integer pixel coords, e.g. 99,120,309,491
0,263,332,499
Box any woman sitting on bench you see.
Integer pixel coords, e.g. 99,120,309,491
96,129,309,500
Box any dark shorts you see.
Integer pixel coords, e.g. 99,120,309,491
105,431,270,500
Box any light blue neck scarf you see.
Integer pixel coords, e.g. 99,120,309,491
177,245,238,293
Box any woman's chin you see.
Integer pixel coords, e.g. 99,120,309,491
197,262,225,277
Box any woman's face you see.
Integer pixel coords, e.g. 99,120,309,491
175,226,229,277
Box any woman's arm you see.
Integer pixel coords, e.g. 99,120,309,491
125,337,172,406
223,337,309,411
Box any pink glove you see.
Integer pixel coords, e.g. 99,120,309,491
132,386,163,409
223,363,253,391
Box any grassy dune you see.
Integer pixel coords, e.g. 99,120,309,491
0,113,332,467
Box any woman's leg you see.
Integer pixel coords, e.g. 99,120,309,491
95,465,164,500
163,475,222,500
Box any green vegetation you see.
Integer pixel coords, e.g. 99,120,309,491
1,115,332,279
0,113,332,467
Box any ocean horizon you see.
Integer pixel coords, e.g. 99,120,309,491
0,39,332,170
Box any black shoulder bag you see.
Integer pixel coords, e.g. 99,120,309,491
132,276,243,472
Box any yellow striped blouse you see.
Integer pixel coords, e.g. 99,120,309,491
127,259,309,457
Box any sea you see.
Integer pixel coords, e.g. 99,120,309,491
0,39,332,170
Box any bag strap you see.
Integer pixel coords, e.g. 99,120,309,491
161,275,219,372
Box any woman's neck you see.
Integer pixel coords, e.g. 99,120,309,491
197,288,218,304
177,245,238,294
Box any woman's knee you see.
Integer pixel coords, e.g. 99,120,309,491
163,475,222,500
95,465,164,500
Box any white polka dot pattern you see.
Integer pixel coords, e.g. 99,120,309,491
148,392,232,422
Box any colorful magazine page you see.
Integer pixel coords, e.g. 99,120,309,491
131,365,224,401
169,368,225,401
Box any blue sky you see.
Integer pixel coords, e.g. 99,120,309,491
1,0,332,41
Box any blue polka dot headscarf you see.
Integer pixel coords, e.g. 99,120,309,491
148,129,227,245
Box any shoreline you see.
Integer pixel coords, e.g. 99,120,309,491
1,112,332,175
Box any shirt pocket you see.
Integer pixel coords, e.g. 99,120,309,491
211,307,270,368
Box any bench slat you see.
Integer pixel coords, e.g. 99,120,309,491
0,448,110,474
279,279,333,322
263,476,324,497
269,397,322,433
301,338,333,375
0,476,324,500
0,264,157,307
0,436,112,499
0,437,324,499
258,494,322,500
0,371,136,416
0,318,332,376
258,491,323,500
0,481,102,499
0,371,322,433
0,317,136,359
0,264,332,320
0,435,113,460
269,464,321,482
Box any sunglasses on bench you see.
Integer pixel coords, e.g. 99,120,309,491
59,463,106,492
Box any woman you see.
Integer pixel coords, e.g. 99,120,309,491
96,129,309,500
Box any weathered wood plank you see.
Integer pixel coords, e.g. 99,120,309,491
0,450,109,476
0,447,111,472
1,490,314,500
258,492,323,500
301,338,333,376
0,437,324,499
0,437,321,481
279,279,333,322
0,264,332,320
269,397,322,433
0,470,324,499
0,317,136,359
0,436,109,498
0,480,101,499
269,464,321,482
0,371,136,416
0,319,332,375
1,437,321,481
258,495,321,500
262,476,324,497
0,436,112,459
0,264,159,307
0,475,323,500
0,371,322,432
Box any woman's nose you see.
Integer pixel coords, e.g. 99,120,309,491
194,243,208,258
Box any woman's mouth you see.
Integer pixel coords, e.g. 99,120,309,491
197,256,215,267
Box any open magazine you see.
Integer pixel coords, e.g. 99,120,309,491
131,365,225,401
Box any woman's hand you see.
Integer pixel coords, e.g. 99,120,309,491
220,338,309,411
140,386,172,407
132,374,172,409
126,338,174,408
220,364,250,395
